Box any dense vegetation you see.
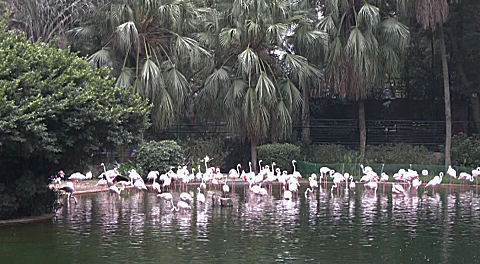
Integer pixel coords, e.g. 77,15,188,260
1,0,480,219
0,24,150,219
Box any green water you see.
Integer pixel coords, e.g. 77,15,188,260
1,185,480,263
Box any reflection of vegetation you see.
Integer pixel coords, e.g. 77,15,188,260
0,25,150,220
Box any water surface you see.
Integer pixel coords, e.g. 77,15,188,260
1,185,480,263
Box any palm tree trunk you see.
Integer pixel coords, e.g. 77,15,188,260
250,140,258,173
439,24,451,166
301,85,310,143
358,100,366,159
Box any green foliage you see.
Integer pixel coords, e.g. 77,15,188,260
257,143,302,172
365,144,434,164
133,140,184,175
452,133,480,167
180,138,229,170
0,27,150,219
302,144,359,164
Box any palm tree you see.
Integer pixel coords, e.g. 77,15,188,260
198,0,326,172
318,0,409,158
67,0,211,130
414,0,452,166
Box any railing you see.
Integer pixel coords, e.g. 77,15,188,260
159,119,475,146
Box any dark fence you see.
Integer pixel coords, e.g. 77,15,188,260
159,119,475,146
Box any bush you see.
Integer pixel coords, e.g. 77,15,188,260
257,143,301,172
365,144,433,164
133,140,184,175
301,144,358,164
0,27,150,219
452,133,480,167
180,138,229,170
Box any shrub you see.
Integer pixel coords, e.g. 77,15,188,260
302,144,358,164
133,140,184,174
0,27,150,219
452,133,480,167
257,143,301,172
180,138,229,170
365,144,433,164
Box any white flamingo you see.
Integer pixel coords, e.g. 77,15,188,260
171,200,191,212
291,160,302,178
196,187,205,204
426,172,444,189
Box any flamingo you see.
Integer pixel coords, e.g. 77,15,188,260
109,185,124,196
171,200,191,212
305,187,314,198
292,160,302,178
196,187,206,204
157,192,173,203
147,171,160,182
426,172,444,190
59,181,77,204
180,191,194,203
133,178,147,191
392,183,407,195
349,175,356,190
447,165,457,183
309,174,319,189
222,175,230,194
319,167,330,185
283,186,293,200
412,177,422,190
152,178,161,193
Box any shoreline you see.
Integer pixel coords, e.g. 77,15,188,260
0,214,53,226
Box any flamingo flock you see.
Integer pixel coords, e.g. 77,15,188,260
52,158,480,210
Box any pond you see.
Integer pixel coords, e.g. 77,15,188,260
1,184,480,263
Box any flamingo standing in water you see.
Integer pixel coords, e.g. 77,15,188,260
171,200,191,212
425,172,444,191
59,181,77,204
196,187,206,204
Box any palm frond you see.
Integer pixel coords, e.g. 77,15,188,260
317,14,337,35
116,67,135,89
255,72,276,103
165,66,190,107
116,21,138,53
203,67,230,98
266,23,287,45
237,47,260,77
246,20,261,41
379,17,410,53
88,47,112,68
140,58,163,100
358,3,380,29
219,27,241,48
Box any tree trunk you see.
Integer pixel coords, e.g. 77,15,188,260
439,25,451,167
358,100,367,159
250,140,258,173
301,85,310,143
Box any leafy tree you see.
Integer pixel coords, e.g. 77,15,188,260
318,0,409,158
0,25,150,219
199,0,325,171
67,0,211,130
